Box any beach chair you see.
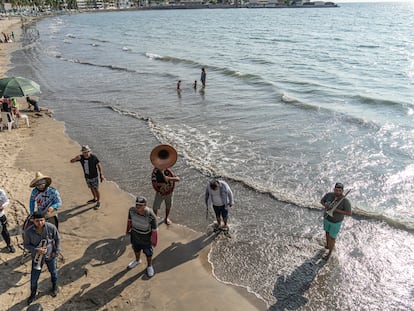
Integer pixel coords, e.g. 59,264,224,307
16,114,30,128
0,112,16,132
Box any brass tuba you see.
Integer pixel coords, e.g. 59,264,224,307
150,144,177,170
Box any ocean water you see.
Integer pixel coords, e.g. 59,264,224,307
10,3,414,309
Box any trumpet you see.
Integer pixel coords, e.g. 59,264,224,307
33,239,47,270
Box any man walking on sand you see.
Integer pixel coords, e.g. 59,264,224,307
24,211,60,305
126,196,158,277
320,182,352,260
70,145,104,210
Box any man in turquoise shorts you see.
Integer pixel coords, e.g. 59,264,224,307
320,182,352,260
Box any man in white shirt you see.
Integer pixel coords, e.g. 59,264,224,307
205,178,234,231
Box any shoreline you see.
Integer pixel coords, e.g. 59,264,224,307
0,20,266,311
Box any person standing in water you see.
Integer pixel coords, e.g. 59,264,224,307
151,166,180,225
320,182,352,260
205,178,234,231
200,68,206,87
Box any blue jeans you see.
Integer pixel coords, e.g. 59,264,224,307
30,257,58,292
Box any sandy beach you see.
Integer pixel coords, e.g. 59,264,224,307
0,19,266,311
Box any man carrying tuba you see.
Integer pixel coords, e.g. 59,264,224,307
24,211,61,305
150,145,180,225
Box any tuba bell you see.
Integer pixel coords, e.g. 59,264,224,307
150,144,177,170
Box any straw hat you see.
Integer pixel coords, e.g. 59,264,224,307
30,172,52,188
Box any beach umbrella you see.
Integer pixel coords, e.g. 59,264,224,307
0,76,41,98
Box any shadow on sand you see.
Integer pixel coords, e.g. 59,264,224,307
8,230,218,310
153,230,218,274
54,231,217,309
58,202,96,223
53,268,143,311
268,250,326,311
8,235,128,311
0,250,31,297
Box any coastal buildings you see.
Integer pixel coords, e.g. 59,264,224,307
247,0,338,7
0,0,336,13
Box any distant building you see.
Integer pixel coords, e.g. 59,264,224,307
248,0,337,6
169,0,203,4
76,0,87,9
248,0,286,6
75,0,106,9
118,0,133,8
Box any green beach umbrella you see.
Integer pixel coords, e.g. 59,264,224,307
0,76,41,98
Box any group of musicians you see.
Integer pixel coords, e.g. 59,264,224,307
2,143,352,307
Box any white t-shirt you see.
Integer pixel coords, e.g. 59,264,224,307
0,189,10,217
210,188,224,206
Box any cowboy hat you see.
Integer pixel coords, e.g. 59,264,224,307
30,172,52,188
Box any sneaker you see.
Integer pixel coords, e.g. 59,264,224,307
127,259,142,269
87,199,97,204
27,292,36,305
93,202,101,210
147,265,155,277
7,245,15,253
